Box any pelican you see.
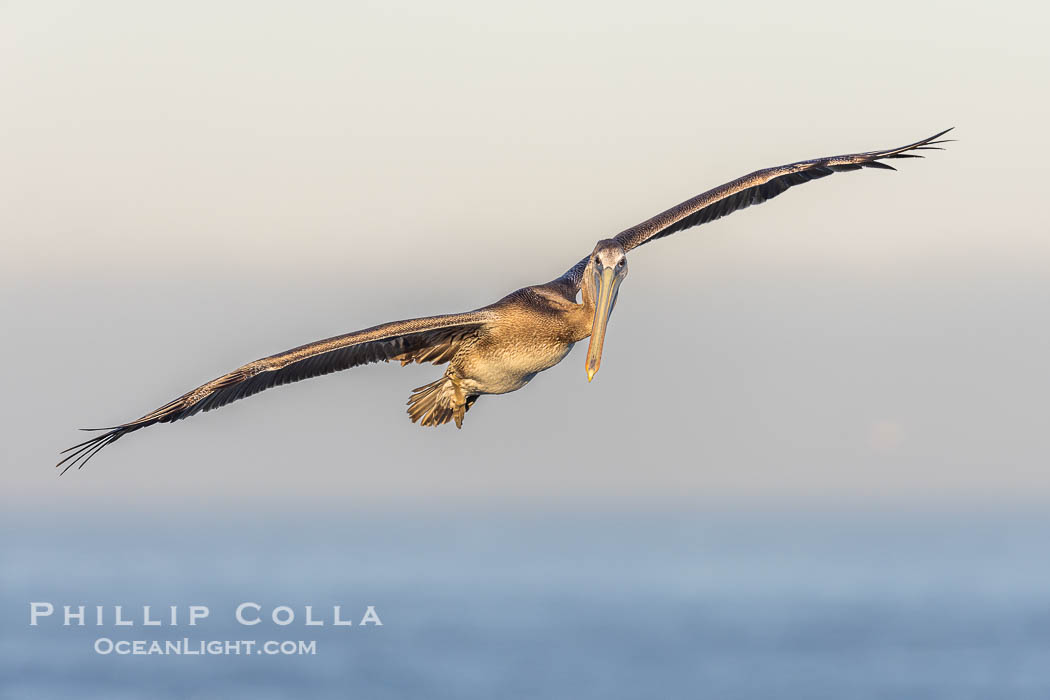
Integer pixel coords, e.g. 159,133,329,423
58,129,951,472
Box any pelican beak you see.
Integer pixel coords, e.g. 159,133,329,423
586,265,622,382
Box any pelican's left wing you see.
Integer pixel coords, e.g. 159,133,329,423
613,128,952,254
57,310,491,473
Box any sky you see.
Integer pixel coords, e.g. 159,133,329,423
2,0,1048,513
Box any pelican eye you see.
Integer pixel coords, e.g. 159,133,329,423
617,259,625,268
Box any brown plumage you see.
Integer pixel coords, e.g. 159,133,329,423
58,129,951,473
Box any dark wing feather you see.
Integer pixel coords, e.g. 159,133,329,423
57,310,490,473
557,129,952,289
614,128,952,253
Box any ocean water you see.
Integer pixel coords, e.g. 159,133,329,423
3,511,1050,699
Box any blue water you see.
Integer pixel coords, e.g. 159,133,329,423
3,511,1050,699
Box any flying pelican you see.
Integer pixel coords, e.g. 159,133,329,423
58,129,951,472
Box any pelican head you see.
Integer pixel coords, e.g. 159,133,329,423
584,239,628,382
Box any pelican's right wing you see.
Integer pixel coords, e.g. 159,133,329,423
58,310,492,473
613,129,952,253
